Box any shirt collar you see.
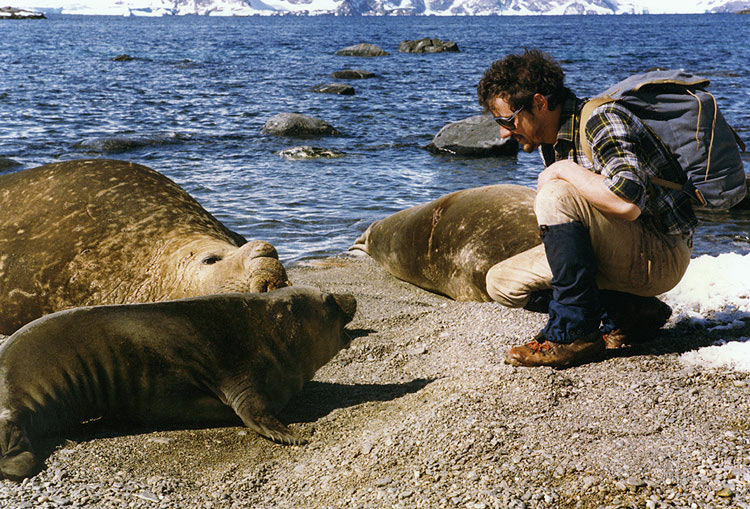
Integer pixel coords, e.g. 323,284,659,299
555,92,584,144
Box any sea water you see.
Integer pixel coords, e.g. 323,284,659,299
1,13,749,264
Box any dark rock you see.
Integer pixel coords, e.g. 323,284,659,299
426,115,519,157
310,83,355,96
335,43,389,57
734,175,750,209
173,59,198,68
331,69,376,79
0,7,46,19
0,157,22,172
262,113,340,137
112,54,135,62
73,133,188,154
399,38,460,54
276,146,346,160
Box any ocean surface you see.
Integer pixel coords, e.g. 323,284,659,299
1,13,749,264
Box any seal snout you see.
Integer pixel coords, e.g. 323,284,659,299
331,293,357,323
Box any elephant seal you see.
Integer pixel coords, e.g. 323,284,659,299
0,159,289,334
350,184,540,301
0,286,357,480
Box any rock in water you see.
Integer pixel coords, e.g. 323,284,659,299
276,146,345,160
426,115,519,156
398,38,460,53
335,43,389,57
330,69,376,79
262,113,340,136
310,83,355,95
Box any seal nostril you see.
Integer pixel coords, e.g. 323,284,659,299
202,255,222,265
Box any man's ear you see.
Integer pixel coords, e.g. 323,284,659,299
532,93,549,112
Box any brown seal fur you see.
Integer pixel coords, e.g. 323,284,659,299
0,159,290,334
350,184,540,301
0,286,357,480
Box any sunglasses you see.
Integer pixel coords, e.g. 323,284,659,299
493,105,524,130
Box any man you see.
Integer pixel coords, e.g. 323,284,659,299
477,49,696,368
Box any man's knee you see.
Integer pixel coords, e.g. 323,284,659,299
534,179,588,226
485,263,530,308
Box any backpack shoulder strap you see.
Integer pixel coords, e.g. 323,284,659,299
578,95,616,164
577,95,686,194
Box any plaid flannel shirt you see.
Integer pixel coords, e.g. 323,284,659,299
540,93,697,236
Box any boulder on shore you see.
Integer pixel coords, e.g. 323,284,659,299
262,113,340,137
399,38,459,54
0,7,46,19
331,69,377,79
335,43,389,57
310,83,355,96
426,115,519,156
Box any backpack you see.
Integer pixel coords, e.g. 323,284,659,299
579,69,747,210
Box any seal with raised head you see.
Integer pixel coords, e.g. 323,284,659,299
0,159,290,334
350,184,540,301
0,286,357,480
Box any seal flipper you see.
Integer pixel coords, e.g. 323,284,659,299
0,420,37,481
222,378,307,445
242,412,308,446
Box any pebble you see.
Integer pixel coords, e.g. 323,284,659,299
134,490,160,503
716,487,733,498
626,477,647,489
581,476,597,490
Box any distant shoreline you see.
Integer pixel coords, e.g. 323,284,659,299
7,10,741,18
0,7,46,19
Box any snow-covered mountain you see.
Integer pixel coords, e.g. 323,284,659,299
11,0,750,16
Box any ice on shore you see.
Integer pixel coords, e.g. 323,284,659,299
661,252,750,372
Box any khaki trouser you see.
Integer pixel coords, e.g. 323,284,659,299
486,179,693,308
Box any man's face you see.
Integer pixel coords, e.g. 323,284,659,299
489,95,548,153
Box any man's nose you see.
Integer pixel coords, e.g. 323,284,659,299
499,126,513,139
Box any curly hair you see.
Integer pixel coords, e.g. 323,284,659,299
477,49,569,113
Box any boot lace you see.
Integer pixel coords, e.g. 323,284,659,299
528,339,552,352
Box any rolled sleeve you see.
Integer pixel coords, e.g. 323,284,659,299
584,106,649,211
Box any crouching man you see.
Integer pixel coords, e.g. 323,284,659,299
478,49,695,368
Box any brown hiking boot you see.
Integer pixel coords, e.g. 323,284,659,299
505,331,605,368
600,292,673,349
602,329,629,349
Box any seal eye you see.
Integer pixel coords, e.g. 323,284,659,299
201,255,222,265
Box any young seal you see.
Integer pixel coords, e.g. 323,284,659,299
0,159,290,334
350,184,540,301
0,286,357,481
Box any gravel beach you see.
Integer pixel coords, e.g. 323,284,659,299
1,253,749,508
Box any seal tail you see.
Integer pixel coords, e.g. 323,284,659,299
0,420,38,481
349,226,372,254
